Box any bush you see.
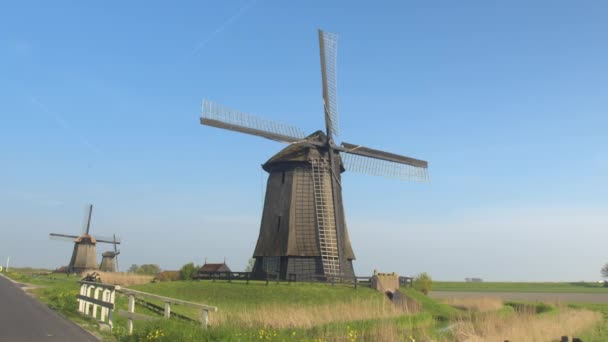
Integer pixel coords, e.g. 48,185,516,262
128,264,161,276
156,271,181,282
413,272,433,295
179,263,199,280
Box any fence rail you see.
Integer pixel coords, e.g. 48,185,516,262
193,272,414,288
77,281,218,335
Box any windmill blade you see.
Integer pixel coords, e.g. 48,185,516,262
113,234,120,271
115,251,120,272
338,143,429,181
318,29,339,137
93,235,121,244
81,204,93,235
200,99,306,143
49,233,78,242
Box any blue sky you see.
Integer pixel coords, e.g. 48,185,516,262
1,1,607,281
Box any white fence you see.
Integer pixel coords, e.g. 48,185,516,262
77,281,116,328
77,281,218,335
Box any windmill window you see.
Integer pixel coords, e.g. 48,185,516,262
281,171,286,184
277,215,282,232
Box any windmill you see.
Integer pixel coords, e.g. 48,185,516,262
50,204,121,274
99,234,120,272
199,29,429,282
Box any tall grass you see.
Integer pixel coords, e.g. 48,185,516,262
450,307,601,341
215,297,420,329
92,271,153,286
443,297,504,312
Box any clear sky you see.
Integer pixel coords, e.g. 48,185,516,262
1,1,607,281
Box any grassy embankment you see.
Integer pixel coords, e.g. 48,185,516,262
4,269,607,341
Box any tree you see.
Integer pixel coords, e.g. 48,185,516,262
244,258,255,272
413,272,433,295
602,263,608,278
136,264,161,276
180,262,199,280
128,264,139,273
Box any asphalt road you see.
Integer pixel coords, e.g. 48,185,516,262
0,274,98,342
431,291,608,303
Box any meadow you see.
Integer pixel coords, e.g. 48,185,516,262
3,269,608,341
434,281,608,293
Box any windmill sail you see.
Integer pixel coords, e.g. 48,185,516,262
201,99,306,143
318,30,339,137
339,143,429,181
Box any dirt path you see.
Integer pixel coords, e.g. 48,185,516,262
431,291,608,303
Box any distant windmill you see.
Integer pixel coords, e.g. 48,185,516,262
199,29,429,281
50,205,121,274
99,234,120,272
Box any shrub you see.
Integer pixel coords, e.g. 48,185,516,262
179,263,199,280
156,271,181,282
413,272,433,295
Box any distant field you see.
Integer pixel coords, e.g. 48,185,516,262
433,281,608,293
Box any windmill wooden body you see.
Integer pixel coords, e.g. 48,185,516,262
99,234,121,272
50,205,121,274
200,30,429,281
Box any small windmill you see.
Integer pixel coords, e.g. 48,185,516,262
99,234,120,272
50,204,121,274
199,29,429,281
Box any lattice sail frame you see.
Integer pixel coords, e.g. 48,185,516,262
319,30,340,137
341,152,430,182
201,99,306,141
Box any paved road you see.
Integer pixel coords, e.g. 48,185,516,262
431,291,608,303
0,275,98,342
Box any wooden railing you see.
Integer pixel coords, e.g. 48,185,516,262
118,287,218,335
77,281,218,335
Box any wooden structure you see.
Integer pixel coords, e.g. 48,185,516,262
77,280,217,334
199,29,429,282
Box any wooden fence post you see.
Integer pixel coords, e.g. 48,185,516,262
127,294,135,335
108,288,115,329
201,309,209,329
78,283,86,313
92,287,102,319
164,302,171,319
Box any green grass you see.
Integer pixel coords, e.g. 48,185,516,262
125,280,394,324
400,288,459,321
433,281,608,293
131,280,385,308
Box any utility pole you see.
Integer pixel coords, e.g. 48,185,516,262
5,257,9,272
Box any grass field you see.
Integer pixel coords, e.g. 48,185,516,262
4,269,608,341
433,281,608,293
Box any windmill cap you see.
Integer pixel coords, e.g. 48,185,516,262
75,234,96,244
262,131,345,173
